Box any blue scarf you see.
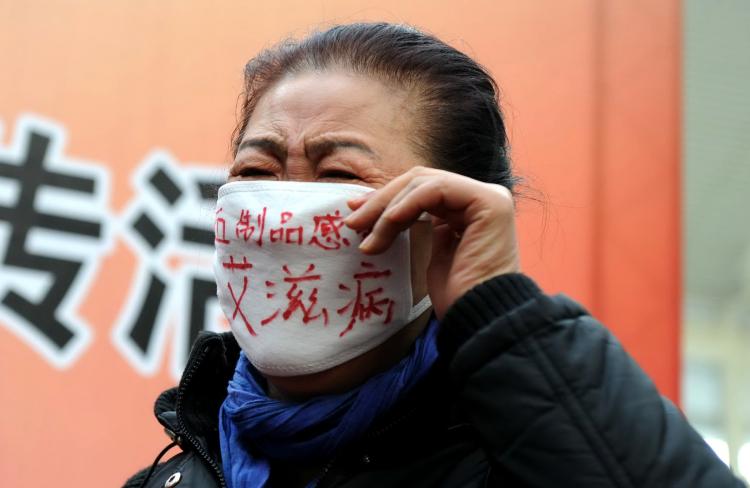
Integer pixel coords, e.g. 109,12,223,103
218,319,439,488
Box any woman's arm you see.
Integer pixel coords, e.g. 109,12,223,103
346,167,743,486
439,273,743,487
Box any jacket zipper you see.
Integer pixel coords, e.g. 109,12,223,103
365,405,418,440
176,343,227,488
311,455,338,488
312,407,419,487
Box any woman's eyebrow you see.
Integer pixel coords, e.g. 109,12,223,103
237,137,287,160
306,138,377,161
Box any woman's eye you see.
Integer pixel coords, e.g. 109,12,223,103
319,170,360,180
237,167,275,178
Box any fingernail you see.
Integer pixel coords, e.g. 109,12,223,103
348,193,371,206
343,211,358,226
360,233,374,250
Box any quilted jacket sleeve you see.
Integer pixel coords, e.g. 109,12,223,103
437,273,744,487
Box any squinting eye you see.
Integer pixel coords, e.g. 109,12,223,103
237,167,275,178
319,170,360,180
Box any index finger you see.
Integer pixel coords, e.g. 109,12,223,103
344,166,435,231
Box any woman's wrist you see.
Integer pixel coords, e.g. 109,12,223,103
437,273,542,361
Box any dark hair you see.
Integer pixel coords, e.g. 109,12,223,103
232,22,518,190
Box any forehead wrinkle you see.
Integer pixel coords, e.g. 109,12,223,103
239,116,289,150
238,71,429,179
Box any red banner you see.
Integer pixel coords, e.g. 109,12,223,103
0,1,680,486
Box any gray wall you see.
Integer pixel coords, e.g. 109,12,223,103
683,0,750,480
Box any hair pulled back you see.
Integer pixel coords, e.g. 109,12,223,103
233,22,517,190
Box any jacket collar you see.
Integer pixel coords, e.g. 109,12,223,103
155,331,239,460
154,330,463,469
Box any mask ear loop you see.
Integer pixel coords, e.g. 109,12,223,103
407,294,433,321
406,215,433,321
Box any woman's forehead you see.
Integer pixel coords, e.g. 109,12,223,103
244,71,412,142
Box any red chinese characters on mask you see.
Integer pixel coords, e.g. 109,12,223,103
236,207,267,246
219,206,398,339
261,263,330,327
223,207,355,249
269,211,304,245
227,275,255,336
223,252,255,335
222,255,253,271
337,261,395,337
214,208,230,245
308,209,351,250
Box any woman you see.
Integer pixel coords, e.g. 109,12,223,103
125,23,742,487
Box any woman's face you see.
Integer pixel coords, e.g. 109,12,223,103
230,70,429,187
231,70,432,305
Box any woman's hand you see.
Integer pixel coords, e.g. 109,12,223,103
344,166,520,319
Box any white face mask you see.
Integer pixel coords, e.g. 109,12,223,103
213,180,432,377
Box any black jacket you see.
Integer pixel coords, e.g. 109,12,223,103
124,274,743,487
